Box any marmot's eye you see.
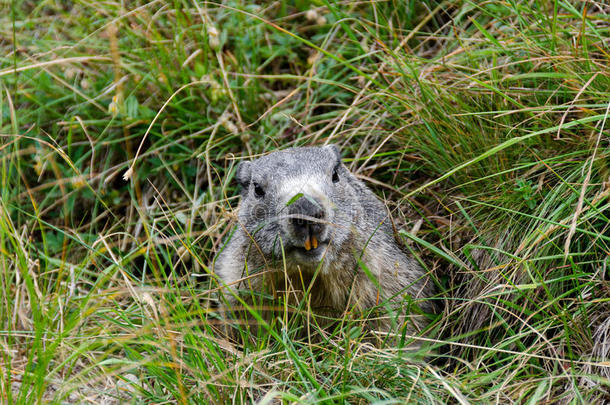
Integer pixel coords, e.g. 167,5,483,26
332,165,340,183
253,182,265,198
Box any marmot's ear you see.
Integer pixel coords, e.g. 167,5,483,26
325,144,341,161
235,161,251,188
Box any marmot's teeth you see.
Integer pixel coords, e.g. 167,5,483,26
304,238,312,251
311,236,318,249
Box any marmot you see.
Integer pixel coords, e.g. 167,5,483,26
214,145,433,342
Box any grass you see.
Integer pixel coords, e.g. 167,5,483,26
1,0,609,403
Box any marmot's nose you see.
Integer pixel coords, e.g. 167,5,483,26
287,196,326,248
288,196,325,222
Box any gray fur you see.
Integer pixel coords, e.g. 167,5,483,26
214,145,433,341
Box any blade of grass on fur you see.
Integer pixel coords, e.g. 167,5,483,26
401,113,608,200
285,193,303,207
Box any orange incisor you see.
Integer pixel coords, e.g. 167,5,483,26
304,236,319,251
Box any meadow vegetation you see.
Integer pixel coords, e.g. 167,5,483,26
1,0,609,403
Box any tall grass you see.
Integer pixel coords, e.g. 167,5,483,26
1,1,608,403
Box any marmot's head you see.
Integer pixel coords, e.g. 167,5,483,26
234,145,359,269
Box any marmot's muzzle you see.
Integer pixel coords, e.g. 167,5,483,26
287,195,327,251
